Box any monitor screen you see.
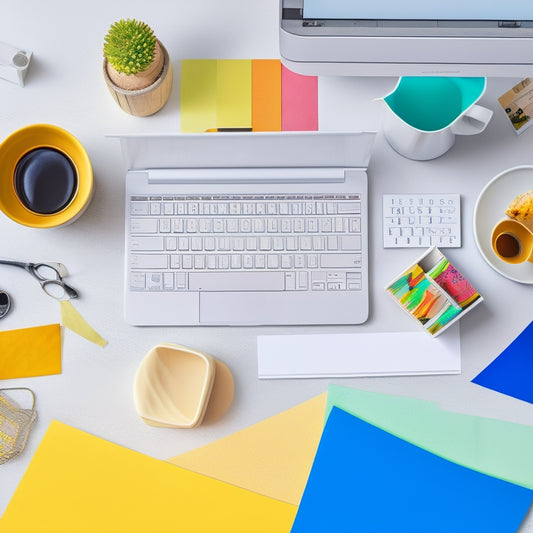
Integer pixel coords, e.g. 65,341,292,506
280,0,533,76
303,0,533,22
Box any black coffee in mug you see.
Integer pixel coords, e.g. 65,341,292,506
14,147,78,215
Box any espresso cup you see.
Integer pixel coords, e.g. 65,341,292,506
491,218,533,264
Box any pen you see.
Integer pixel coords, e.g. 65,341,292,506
204,127,253,132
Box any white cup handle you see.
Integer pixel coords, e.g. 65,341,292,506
451,104,493,136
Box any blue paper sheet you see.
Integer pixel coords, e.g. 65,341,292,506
472,320,533,404
291,407,533,533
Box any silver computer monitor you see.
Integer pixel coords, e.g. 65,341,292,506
280,0,533,76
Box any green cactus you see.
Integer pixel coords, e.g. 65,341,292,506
104,19,156,75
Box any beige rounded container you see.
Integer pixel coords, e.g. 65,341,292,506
134,343,234,429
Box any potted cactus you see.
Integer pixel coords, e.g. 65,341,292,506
102,19,173,116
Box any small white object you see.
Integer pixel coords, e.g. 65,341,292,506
0,41,32,86
383,193,461,248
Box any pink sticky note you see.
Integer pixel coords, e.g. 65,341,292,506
281,65,318,131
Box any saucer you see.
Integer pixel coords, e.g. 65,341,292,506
473,165,533,283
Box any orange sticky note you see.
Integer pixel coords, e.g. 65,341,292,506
0,324,61,380
252,59,282,131
1,421,297,532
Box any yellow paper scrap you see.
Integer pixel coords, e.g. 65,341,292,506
180,59,217,132
169,393,327,505
216,59,252,129
0,324,61,380
0,420,297,532
60,300,107,347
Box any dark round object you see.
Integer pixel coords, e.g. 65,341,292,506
14,148,78,215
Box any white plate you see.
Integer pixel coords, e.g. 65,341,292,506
473,165,533,283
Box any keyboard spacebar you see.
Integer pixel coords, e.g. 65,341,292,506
189,272,285,291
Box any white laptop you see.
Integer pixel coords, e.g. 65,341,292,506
115,131,375,326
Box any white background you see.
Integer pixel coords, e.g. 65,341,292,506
1,0,533,529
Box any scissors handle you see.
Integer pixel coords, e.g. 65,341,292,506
41,279,79,300
0,259,28,270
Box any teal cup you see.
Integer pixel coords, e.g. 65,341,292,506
379,77,493,160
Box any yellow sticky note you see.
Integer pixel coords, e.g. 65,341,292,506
60,300,107,347
216,59,252,129
0,324,61,380
180,59,217,132
1,421,297,532
169,393,327,506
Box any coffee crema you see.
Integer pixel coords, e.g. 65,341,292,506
14,148,78,215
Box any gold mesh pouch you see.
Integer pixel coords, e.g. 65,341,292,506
0,388,37,465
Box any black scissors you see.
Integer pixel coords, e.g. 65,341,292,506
0,259,79,300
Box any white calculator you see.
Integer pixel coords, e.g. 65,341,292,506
382,194,461,248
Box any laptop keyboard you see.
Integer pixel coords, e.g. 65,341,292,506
128,193,364,293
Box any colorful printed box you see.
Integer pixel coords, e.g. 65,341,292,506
386,247,483,336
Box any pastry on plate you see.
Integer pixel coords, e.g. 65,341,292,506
505,189,533,230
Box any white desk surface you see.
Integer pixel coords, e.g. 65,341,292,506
2,0,533,527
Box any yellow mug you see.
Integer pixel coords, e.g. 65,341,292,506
491,218,533,264
0,124,93,228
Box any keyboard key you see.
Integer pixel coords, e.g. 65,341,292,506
175,273,188,289
297,271,308,290
159,219,171,233
340,235,362,251
130,272,146,290
166,237,177,251
189,271,285,291
131,236,164,251
163,272,174,290
131,203,149,215
320,254,361,268
131,218,158,234
338,202,360,214
146,272,162,290
285,271,296,290
131,254,168,269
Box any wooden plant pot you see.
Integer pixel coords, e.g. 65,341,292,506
103,40,173,117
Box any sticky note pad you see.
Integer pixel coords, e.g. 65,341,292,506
281,65,318,131
252,59,282,131
327,385,533,490
291,407,533,533
0,324,61,380
472,320,533,404
1,420,297,532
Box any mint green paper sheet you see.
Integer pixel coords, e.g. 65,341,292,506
327,385,533,489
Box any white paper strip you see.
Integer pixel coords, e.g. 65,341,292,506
258,325,460,379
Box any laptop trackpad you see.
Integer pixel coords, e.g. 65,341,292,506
199,292,282,325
